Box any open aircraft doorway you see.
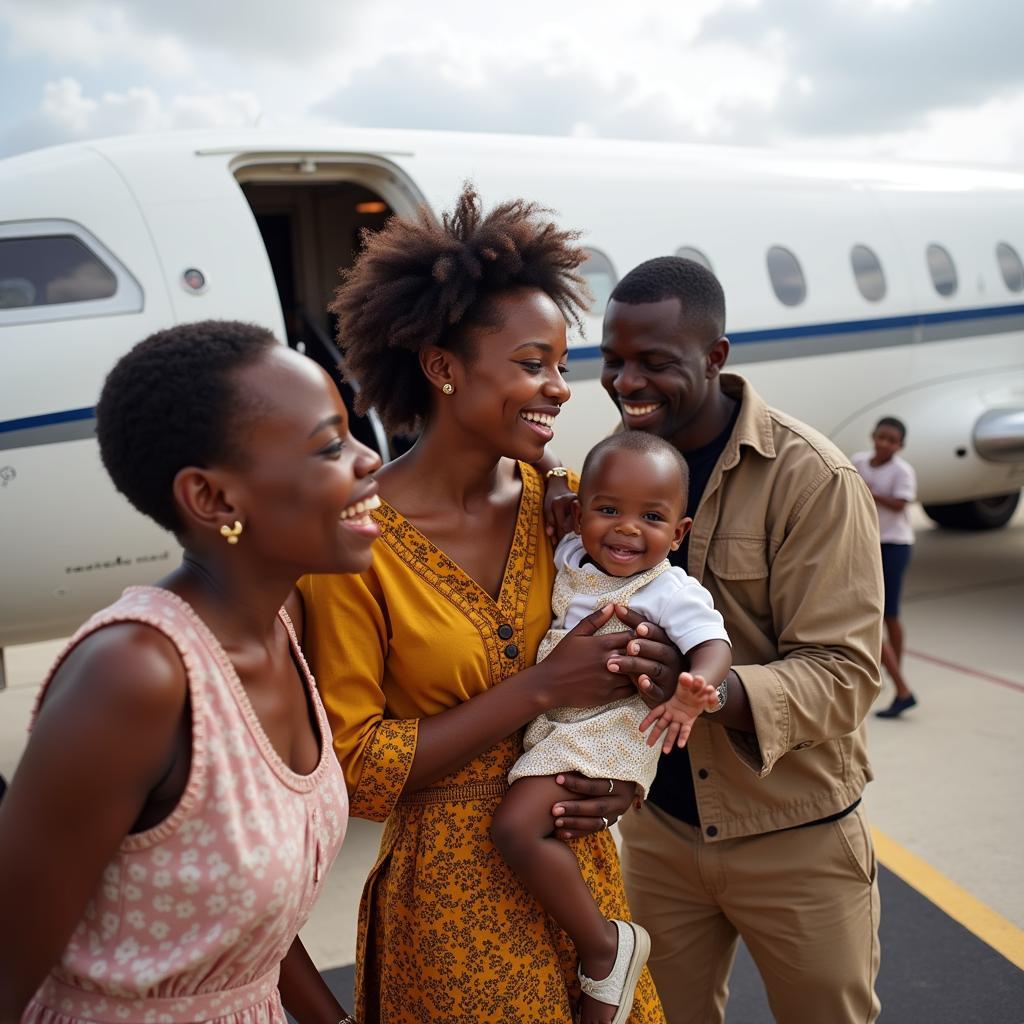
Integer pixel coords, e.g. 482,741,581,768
239,173,402,460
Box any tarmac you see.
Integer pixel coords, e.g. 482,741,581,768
2,504,1022,1022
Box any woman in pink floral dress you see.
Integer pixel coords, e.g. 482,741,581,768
0,321,379,1024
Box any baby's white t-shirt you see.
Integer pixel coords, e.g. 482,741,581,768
552,534,730,653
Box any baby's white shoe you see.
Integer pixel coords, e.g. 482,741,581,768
577,919,651,1024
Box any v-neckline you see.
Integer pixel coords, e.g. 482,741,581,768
377,460,534,607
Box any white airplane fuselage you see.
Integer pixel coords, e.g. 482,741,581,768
1,129,1023,651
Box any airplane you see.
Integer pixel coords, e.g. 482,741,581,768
1,128,1023,685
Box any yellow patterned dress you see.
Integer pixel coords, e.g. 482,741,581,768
299,463,665,1024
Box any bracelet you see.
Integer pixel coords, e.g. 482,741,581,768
545,466,570,479
338,1015,358,1024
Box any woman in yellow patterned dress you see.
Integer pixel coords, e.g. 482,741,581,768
299,187,669,1024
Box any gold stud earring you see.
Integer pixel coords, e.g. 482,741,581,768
442,383,455,395
219,520,243,545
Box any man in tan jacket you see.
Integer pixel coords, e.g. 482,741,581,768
605,257,884,1024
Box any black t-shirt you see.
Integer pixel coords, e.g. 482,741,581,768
647,404,740,826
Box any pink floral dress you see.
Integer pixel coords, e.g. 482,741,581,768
23,586,349,1024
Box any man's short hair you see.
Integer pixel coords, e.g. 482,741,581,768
611,256,726,344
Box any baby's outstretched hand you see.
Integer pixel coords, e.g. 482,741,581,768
638,673,721,754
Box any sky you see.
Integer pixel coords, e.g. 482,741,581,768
2,0,1023,165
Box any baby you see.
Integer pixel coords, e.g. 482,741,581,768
490,431,731,1024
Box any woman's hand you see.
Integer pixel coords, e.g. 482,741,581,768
537,605,638,711
542,476,577,543
550,774,639,840
605,604,685,708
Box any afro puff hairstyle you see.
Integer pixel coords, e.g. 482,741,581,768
331,183,590,435
95,320,277,534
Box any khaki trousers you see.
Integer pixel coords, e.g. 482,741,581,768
619,802,880,1024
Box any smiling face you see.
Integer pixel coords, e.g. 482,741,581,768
573,446,691,577
223,346,382,576
443,288,572,461
601,297,725,453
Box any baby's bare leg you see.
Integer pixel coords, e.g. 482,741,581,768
491,776,617,976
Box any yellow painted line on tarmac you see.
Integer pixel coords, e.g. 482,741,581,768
873,827,1024,971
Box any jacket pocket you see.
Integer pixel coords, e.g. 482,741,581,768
706,536,769,581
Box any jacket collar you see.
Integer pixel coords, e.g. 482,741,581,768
719,373,776,468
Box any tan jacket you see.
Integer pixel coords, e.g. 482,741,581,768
683,374,883,841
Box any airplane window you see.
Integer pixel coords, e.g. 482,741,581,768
996,242,1024,293
850,245,887,302
926,243,957,297
0,235,116,308
766,246,806,306
580,248,618,313
675,246,714,274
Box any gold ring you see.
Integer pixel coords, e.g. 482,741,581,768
602,817,610,829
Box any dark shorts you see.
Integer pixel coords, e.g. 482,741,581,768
880,543,913,618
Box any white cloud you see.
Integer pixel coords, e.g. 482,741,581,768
0,2,192,75
313,40,787,145
780,88,1024,166
858,0,933,9
0,78,263,157
0,0,362,69
1,0,1022,166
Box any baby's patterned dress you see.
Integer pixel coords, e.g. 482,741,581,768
509,535,729,796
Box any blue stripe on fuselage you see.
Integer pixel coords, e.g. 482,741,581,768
0,407,96,434
570,300,1024,358
3,302,1024,447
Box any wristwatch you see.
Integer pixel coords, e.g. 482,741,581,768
545,466,570,479
705,677,728,714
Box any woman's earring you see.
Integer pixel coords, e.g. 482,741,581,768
442,383,455,395
220,520,243,545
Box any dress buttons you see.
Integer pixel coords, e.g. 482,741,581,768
497,624,514,640
705,825,718,837
504,643,519,659
698,769,709,780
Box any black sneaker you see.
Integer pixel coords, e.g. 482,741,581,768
875,694,917,718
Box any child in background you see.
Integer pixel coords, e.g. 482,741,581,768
490,431,731,1024
853,416,918,717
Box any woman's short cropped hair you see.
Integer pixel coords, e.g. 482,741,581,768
96,320,277,534
332,184,590,434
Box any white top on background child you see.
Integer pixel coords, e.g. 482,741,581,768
852,451,917,544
